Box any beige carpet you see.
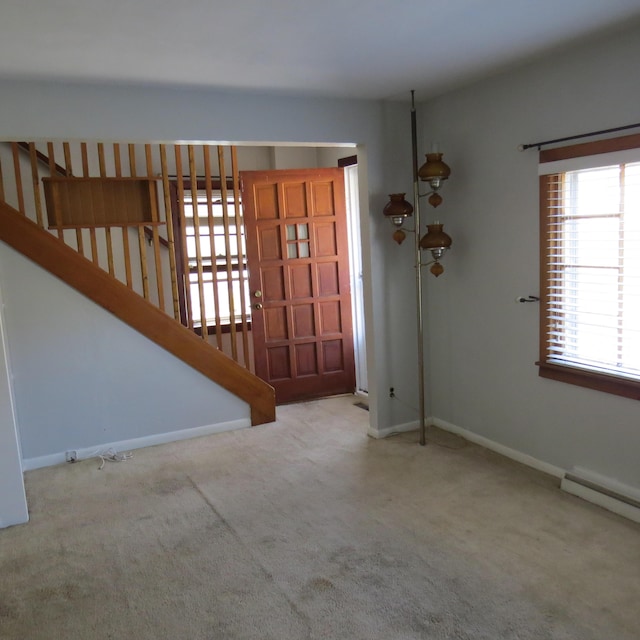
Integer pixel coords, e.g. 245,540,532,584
1,395,638,639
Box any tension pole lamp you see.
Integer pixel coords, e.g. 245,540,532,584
382,90,452,446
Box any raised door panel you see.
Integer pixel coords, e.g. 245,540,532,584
295,343,318,376
290,264,313,299
259,226,282,260
310,181,335,216
262,267,286,302
322,340,345,372
282,183,308,218
319,300,342,335
314,222,338,257
317,262,339,297
292,304,315,339
264,307,288,341
255,185,279,219
267,346,291,380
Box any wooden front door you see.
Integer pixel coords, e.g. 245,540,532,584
241,168,355,404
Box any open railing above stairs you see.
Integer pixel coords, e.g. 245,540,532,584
0,140,275,425
2,142,174,310
1,140,253,367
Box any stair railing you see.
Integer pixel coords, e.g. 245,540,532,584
0,140,252,370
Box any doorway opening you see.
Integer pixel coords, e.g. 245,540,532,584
344,161,367,397
167,144,367,404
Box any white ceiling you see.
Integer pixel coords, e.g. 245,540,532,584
2,0,640,100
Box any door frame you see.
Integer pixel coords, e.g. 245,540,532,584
341,157,367,397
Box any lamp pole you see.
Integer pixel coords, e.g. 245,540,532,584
383,91,451,446
410,91,427,446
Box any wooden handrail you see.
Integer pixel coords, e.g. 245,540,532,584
0,200,275,426
143,226,170,248
17,141,69,176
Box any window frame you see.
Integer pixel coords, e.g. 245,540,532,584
169,179,250,331
537,133,640,400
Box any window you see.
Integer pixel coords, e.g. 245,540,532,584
180,186,250,329
538,134,640,399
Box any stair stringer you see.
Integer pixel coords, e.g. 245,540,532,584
0,200,276,426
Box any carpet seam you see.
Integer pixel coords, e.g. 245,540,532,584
185,474,313,635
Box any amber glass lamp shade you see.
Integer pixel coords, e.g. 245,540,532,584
383,193,413,227
420,223,452,253
420,223,452,276
417,153,451,192
383,193,414,245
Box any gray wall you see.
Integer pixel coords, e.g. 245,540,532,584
419,23,640,490
0,244,250,462
0,79,410,490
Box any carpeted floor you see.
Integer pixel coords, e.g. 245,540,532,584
1,395,639,639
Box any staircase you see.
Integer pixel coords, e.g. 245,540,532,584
0,140,275,426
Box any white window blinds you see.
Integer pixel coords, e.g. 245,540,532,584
540,149,640,380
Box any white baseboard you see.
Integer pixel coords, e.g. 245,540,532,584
22,418,251,471
378,415,640,523
368,420,419,439
430,417,565,479
373,415,564,479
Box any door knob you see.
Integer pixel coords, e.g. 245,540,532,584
253,290,262,298
253,303,263,310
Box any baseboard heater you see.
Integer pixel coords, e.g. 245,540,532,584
561,469,640,524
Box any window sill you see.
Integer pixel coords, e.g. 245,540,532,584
537,361,640,400
193,322,251,337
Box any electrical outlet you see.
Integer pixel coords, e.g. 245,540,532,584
65,450,77,463
389,387,395,398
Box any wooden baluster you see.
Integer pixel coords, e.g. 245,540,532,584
128,144,137,178
122,225,133,288
80,142,90,176
231,146,251,368
159,144,181,322
113,143,132,288
188,145,208,339
203,146,223,350
63,142,84,254
129,144,149,299
146,144,165,311
113,143,122,177
174,146,193,329
97,143,115,277
81,142,99,265
27,143,44,227
47,142,64,239
218,146,238,361
97,143,106,176
11,143,26,215
137,224,150,299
